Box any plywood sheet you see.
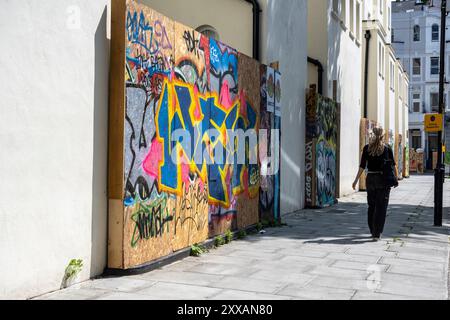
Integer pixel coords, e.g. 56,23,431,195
237,53,260,229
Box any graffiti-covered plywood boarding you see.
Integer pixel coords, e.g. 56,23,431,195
305,90,338,208
259,65,281,223
108,0,280,269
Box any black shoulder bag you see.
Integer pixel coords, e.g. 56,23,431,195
382,145,398,188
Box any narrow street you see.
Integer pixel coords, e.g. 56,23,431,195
35,176,450,300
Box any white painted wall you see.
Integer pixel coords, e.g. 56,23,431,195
261,0,308,212
0,0,110,299
309,0,362,197
329,0,363,197
377,51,387,128
387,55,396,136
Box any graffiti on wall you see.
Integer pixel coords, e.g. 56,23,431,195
305,90,338,208
259,65,281,223
403,143,410,178
114,1,280,268
410,148,424,174
396,134,403,180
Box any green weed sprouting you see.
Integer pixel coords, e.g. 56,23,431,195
237,229,247,239
190,244,206,257
214,235,226,247
64,259,83,280
225,230,233,244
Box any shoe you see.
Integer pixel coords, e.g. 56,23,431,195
373,237,380,242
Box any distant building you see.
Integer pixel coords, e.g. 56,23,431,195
392,0,450,170
361,0,410,177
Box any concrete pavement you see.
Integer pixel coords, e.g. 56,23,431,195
34,175,450,300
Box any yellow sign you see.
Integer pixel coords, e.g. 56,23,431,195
424,113,443,132
443,145,446,153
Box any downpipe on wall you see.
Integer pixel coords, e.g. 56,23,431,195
363,30,371,119
244,0,261,61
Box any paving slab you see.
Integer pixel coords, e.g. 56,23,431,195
131,270,226,287
210,289,296,300
135,282,222,300
351,291,418,300
277,283,356,300
81,277,156,293
207,276,288,294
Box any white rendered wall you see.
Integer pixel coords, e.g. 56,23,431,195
327,0,362,197
261,0,308,212
0,0,110,299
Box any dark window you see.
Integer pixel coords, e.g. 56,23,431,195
430,93,439,112
413,93,421,113
431,57,439,75
411,130,421,149
412,58,421,75
428,133,438,151
413,25,420,42
432,24,439,42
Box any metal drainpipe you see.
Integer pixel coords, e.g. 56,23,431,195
364,30,372,119
244,0,261,61
307,57,324,95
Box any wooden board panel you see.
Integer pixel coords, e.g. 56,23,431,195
122,0,177,267
108,0,126,200
107,0,127,269
305,90,338,208
174,22,209,94
237,53,260,229
305,89,318,207
123,196,175,269
208,39,239,237
108,0,276,269
108,199,124,269
170,21,210,251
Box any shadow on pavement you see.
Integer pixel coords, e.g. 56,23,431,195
243,201,450,247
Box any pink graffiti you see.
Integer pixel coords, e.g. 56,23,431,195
143,140,163,179
219,82,234,109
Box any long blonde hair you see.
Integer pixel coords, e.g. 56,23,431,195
368,127,385,157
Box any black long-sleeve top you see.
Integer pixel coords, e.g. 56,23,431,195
359,144,395,171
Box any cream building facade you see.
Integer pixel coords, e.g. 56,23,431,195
362,0,409,176
308,0,363,197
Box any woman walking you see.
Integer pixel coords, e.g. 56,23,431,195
352,127,397,241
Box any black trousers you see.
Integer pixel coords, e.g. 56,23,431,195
366,173,391,237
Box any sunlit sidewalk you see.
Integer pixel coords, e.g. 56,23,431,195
34,176,450,300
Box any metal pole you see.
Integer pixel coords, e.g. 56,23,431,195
434,0,446,227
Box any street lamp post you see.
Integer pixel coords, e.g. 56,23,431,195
434,0,446,227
